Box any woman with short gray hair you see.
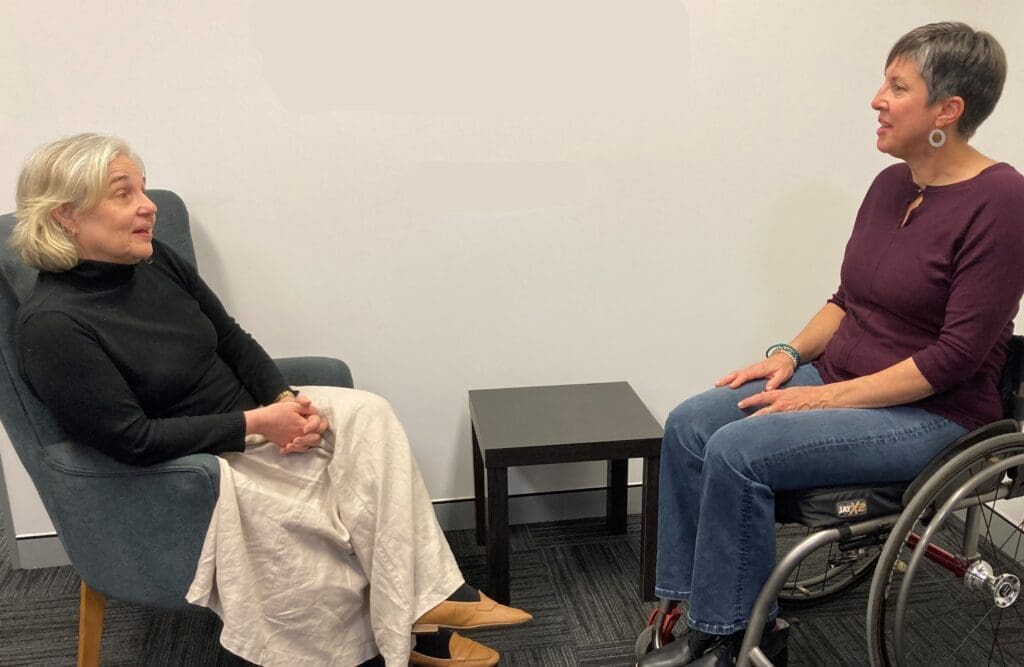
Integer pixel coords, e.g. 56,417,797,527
887,21,1006,140
640,22,1024,667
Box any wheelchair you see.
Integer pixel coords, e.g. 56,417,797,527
637,336,1024,666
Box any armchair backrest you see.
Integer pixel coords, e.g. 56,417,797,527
0,189,196,458
0,214,66,484
0,189,209,563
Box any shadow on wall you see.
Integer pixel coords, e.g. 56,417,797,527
248,0,689,114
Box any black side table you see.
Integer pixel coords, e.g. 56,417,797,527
468,381,664,604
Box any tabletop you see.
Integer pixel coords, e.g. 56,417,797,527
468,381,664,452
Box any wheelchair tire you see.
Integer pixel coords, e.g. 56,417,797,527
866,433,1024,666
775,523,881,607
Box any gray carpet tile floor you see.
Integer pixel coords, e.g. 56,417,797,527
3,511,1014,666
0,513,879,666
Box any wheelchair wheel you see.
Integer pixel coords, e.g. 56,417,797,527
776,522,881,607
866,434,1024,666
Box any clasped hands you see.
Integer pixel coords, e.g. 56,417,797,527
255,395,330,454
716,354,833,416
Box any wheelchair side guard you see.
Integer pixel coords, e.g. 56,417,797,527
900,419,1019,505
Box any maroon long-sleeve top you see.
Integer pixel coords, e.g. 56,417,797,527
814,162,1024,430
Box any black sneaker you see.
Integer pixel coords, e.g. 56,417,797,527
636,627,721,667
688,619,790,667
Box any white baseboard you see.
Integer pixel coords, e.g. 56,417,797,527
13,534,69,569
432,483,645,531
12,484,646,569
15,486,1024,571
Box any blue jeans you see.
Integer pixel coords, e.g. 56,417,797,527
655,365,967,634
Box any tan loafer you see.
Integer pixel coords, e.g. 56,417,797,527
413,591,532,632
409,632,499,667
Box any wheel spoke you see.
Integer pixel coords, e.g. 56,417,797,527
788,526,806,592
984,607,1006,666
977,496,1006,573
947,599,997,657
777,524,880,605
1010,587,1024,626
992,515,1024,563
821,541,836,594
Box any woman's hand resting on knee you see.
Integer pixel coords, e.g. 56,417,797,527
738,385,834,416
244,396,331,454
716,352,797,391
717,352,835,416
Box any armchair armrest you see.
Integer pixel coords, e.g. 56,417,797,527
40,440,220,608
275,356,353,389
31,356,352,608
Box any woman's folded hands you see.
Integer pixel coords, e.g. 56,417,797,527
244,395,330,454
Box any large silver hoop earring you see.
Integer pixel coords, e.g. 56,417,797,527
929,128,947,148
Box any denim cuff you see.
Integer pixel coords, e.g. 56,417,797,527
685,605,778,635
654,586,691,601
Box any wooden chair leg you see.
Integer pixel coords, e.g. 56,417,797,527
77,580,106,667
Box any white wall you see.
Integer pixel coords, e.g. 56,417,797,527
2,1,1024,538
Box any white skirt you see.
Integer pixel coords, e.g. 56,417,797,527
186,386,465,666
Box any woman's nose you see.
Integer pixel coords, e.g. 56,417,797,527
870,86,886,111
140,193,158,216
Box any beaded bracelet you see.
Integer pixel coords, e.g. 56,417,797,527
765,343,801,368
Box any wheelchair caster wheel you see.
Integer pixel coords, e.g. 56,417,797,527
634,624,659,660
635,601,681,660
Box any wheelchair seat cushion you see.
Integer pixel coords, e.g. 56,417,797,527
775,483,907,529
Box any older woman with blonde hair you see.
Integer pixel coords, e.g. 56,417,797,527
12,133,530,667
640,22,1024,667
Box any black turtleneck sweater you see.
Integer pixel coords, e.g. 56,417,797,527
15,240,289,465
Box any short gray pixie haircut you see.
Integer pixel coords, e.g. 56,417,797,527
11,133,144,272
887,22,1007,139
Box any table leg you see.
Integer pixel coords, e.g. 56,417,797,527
473,424,486,546
640,454,660,601
606,458,628,534
486,466,510,605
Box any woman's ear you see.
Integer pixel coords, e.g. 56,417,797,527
936,95,965,130
52,204,77,235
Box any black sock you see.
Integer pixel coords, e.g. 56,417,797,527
687,629,720,655
355,654,384,667
414,629,452,658
446,583,480,602
689,620,779,660
732,620,780,656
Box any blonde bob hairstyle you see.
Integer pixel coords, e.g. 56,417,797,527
11,133,145,272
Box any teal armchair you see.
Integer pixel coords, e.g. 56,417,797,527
0,190,352,665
